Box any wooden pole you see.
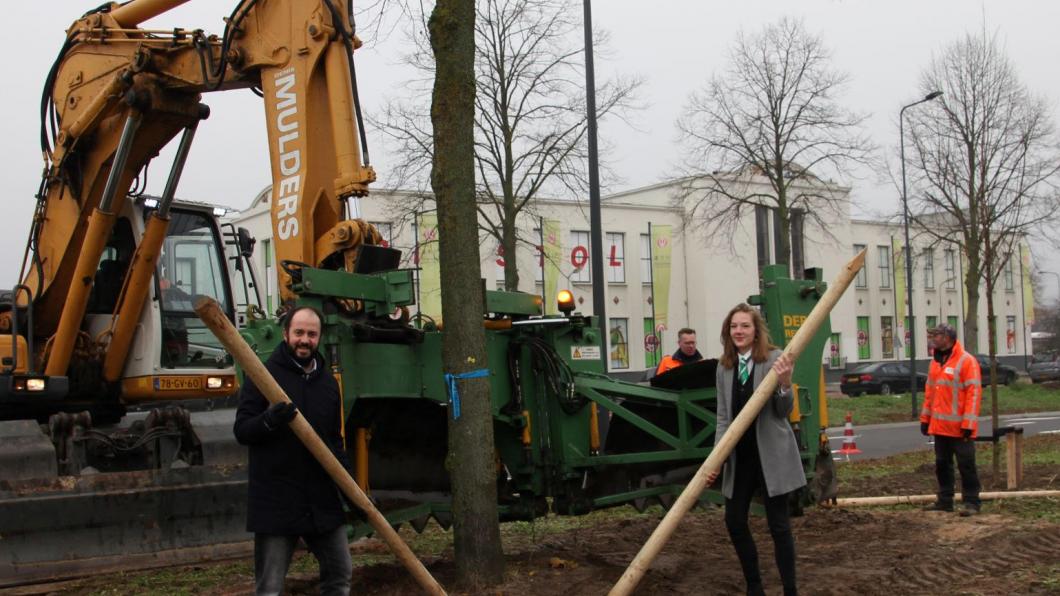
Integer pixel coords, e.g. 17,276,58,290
609,250,866,596
836,489,1060,507
194,298,447,596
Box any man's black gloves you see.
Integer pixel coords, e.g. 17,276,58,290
263,402,298,430
961,428,973,440
920,422,929,436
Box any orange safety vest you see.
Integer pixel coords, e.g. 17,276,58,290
656,355,683,375
920,340,982,438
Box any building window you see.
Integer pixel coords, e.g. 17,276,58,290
1006,316,1017,354
606,232,625,283
854,244,868,288
262,238,275,314
368,221,393,247
881,316,894,359
644,318,661,368
1004,256,1015,292
609,318,629,370
947,315,959,342
828,333,842,368
944,249,956,290
878,245,891,289
569,230,591,283
640,234,652,285
923,249,934,289
494,242,506,290
790,209,805,278
857,316,871,360
755,205,770,272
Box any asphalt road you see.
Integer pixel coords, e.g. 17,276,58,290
825,409,1060,462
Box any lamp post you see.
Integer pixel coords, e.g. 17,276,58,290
900,90,943,419
582,0,608,351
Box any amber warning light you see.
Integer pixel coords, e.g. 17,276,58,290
557,290,575,315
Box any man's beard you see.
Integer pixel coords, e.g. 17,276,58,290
287,341,315,366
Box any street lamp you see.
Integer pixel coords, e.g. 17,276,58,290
900,90,943,419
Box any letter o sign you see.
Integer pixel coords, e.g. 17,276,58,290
571,245,588,269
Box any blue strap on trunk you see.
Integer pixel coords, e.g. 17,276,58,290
444,369,489,420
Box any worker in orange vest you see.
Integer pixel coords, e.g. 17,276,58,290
919,323,982,516
655,328,703,375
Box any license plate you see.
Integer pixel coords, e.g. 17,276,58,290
845,376,860,383
155,376,202,391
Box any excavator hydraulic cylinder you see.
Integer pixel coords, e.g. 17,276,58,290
324,40,373,198
110,0,192,28
46,111,142,377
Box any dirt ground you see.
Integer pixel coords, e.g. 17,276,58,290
271,507,1059,596
22,454,1059,595
261,462,1060,595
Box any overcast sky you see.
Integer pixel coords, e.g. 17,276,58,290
5,1,1060,301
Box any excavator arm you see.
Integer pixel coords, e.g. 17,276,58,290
17,0,376,383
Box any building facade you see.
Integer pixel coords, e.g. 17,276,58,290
228,177,1033,380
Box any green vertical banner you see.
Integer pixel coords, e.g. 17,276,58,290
542,219,562,315
857,316,871,360
1020,243,1035,326
417,212,442,320
650,225,672,336
892,236,907,355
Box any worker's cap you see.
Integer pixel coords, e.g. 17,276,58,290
927,323,957,339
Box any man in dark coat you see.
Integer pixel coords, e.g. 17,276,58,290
234,306,353,595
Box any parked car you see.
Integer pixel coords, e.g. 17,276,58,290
841,362,927,397
973,354,1019,386
1028,358,1060,384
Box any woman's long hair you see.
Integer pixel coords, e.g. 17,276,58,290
719,303,773,369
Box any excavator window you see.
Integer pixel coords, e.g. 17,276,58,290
87,218,134,314
154,209,234,369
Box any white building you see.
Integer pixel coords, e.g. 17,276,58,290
228,177,1033,380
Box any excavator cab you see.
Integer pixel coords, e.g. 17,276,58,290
153,207,236,371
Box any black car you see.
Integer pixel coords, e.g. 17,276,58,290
841,362,928,397
973,355,1019,386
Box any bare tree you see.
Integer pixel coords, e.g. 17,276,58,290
674,17,872,274
428,0,505,587
905,31,1060,481
373,0,640,291
906,31,1060,354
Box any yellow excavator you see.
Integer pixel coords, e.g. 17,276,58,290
3,0,376,421
1,0,385,583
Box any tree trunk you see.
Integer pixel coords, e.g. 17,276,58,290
984,245,1000,484
963,250,980,354
502,208,520,291
772,166,792,278
428,0,505,587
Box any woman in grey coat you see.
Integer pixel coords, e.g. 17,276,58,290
706,303,804,596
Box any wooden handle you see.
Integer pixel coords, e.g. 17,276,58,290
195,298,447,596
609,250,866,596
837,490,1060,507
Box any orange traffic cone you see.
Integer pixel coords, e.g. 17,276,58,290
837,411,861,457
